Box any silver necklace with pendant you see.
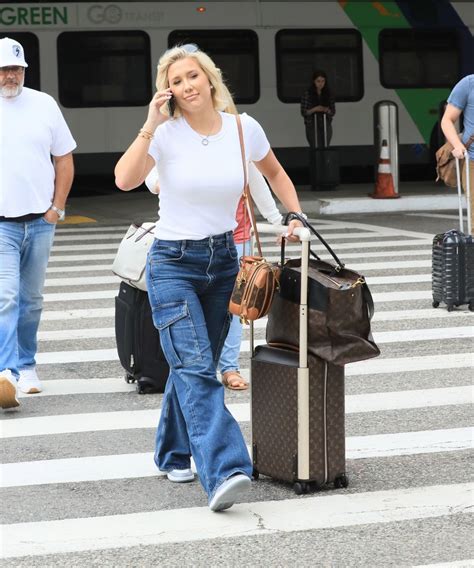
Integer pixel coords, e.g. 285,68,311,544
199,114,217,146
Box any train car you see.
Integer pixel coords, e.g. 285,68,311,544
1,1,473,184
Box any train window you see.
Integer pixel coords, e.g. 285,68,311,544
276,30,363,103
3,33,40,91
379,29,460,88
168,30,259,104
57,31,151,108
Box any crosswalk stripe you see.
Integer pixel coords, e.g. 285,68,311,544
3,387,472,438
35,346,472,373
41,308,115,321
42,273,435,288
53,234,122,242
44,275,120,287
39,306,472,324
56,226,128,233
1,483,471,558
49,254,116,262
43,290,116,302
51,243,119,252
259,239,431,252
44,258,434,275
2,428,472,487
37,325,474,344
17,378,135,397
41,288,435,304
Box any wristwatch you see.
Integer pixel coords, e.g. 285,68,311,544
50,204,66,221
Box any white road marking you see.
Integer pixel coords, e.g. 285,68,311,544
3,387,472,438
38,325,474,344
41,308,115,321
53,234,122,242
44,276,120,287
51,243,119,252
1,483,471,558
2,429,472,487
43,290,116,302
41,288,435,304
44,258,434,275
49,254,116,262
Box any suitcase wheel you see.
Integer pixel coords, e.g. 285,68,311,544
334,474,349,489
136,377,162,395
432,301,440,308
469,303,474,312
252,468,260,481
447,304,454,312
125,373,136,384
293,481,310,495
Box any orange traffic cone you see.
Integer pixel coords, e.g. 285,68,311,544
370,139,400,199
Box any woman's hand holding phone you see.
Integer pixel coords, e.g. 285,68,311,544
143,89,173,132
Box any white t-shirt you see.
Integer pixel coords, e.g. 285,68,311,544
148,112,270,240
0,87,76,217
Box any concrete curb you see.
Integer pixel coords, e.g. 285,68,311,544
304,194,465,215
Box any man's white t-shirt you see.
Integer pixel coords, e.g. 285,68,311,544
0,87,77,217
148,112,270,240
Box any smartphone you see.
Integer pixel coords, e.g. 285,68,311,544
168,95,176,117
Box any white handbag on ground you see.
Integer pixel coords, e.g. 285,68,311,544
112,222,155,291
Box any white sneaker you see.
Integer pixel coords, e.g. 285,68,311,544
209,474,251,512
0,369,20,409
18,368,42,394
163,468,195,483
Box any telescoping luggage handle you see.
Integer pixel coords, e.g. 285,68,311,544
455,153,472,235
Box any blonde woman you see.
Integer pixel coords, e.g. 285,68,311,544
115,44,304,511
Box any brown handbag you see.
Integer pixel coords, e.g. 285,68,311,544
228,116,280,324
266,213,380,366
435,135,473,188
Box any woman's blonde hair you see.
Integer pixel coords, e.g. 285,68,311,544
156,45,233,118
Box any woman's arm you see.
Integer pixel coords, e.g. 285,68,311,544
115,90,171,191
254,150,304,240
248,162,283,225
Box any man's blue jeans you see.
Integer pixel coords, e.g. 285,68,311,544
0,218,56,377
218,239,251,375
146,232,252,500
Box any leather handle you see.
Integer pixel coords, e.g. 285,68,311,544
236,115,263,257
284,212,344,269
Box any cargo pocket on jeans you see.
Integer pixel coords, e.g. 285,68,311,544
153,301,201,369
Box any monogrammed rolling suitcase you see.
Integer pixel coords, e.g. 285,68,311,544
432,155,474,312
250,227,348,494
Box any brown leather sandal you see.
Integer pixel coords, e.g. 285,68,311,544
221,371,249,391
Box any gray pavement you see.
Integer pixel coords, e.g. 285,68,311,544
1,193,473,566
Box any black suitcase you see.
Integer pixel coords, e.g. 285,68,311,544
312,114,340,190
432,155,474,312
250,228,348,494
115,281,169,393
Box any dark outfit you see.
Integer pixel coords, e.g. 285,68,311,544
300,89,336,148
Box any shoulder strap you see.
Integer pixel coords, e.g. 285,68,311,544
236,115,263,257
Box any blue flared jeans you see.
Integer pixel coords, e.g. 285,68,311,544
0,217,56,377
146,231,252,500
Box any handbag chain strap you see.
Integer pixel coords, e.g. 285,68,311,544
236,115,263,257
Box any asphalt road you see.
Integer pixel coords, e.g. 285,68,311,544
1,200,473,567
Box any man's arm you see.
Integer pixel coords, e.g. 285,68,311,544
441,103,465,159
44,152,74,223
